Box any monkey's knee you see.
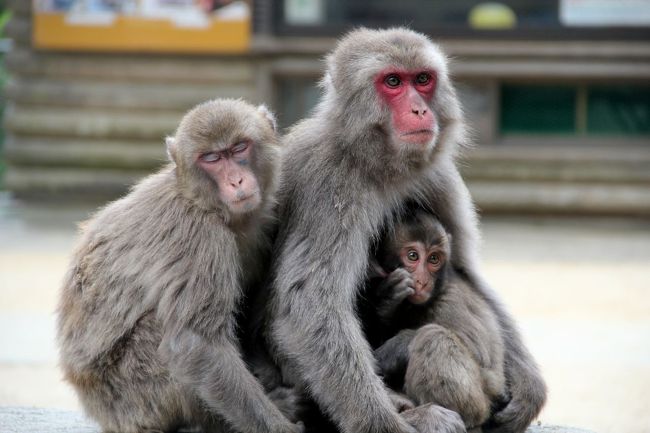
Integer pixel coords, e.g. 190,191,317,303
404,324,491,428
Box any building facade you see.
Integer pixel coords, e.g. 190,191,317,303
3,0,650,214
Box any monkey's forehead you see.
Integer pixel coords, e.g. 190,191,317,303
176,99,272,145
328,27,448,78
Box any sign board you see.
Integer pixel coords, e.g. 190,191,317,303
33,0,251,53
561,0,650,26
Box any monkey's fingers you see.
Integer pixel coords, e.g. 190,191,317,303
401,403,466,433
388,390,416,413
397,286,416,300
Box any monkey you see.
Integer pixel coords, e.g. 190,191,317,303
265,27,546,433
57,99,304,433
359,209,507,431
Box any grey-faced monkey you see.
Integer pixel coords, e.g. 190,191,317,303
57,99,303,433
360,210,507,430
267,27,546,433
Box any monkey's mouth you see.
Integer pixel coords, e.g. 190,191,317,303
233,195,254,204
230,190,261,210
400,130,435,144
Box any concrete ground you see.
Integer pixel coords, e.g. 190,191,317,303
0,193,649,433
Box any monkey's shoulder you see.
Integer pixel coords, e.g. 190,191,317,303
76,167,236,260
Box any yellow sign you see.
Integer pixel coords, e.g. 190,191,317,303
33,0,251,53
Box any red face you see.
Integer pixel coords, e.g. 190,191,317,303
197,141,261,214
374,69,437,145
399,241,445,304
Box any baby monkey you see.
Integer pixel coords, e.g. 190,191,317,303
360,210,508,430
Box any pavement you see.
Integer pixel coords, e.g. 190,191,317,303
0,192,649,433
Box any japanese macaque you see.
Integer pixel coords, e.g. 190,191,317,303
266,27,546,433
57,99,303,433
360,210,507,430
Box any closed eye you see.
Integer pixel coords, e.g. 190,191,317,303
232,142,249,154
200,152,221,163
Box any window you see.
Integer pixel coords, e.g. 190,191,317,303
501,85,576,134
587,86,650,135
500,84,650,136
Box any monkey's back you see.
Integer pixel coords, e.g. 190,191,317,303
430,274,506,399
56,166,235,380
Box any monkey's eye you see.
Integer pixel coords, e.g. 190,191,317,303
415,73,431,85
231,142,249,154
384,74,401,88
407,250,419,262
429,253,440,265
199,152,222,163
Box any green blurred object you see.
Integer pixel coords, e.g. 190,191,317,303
0,9,10,188
587,86,650,135
501,85,576,134
469,2,517,30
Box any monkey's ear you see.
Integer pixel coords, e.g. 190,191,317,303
166,136,178,164
257,104,277,132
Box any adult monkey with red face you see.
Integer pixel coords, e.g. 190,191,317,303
267,28,546,433
58,99,303,433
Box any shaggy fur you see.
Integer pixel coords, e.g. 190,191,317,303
57,99,302,433
265,28,546,433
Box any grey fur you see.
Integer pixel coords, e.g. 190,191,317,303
57,99,302,433
266,28,546,433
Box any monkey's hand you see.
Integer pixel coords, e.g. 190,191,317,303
387,389,415,413
401,403,466,433
268,386,307,424
374,329,415,380
377,268,415,320
483,361,546,433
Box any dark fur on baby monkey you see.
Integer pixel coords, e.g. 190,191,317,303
57,99,303,433
360,209,508,430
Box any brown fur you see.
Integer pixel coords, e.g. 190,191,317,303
57,99,302,433
365,212,506,430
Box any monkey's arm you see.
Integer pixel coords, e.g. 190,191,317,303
158,272,302,433
426,163,547,432
374,329,416,383
272,223,416,433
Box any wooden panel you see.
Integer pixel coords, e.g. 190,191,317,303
5,77,255,110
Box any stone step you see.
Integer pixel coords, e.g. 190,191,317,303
0,407,597,433
5,48,255,85
4,137,166,169
462,160,650,184
5,106,182,140
3,166,151,200
5,76,254,111
463,145,650,184
469,180,650,216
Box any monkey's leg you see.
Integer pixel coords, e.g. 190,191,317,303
69,313,198,433
404,324,491,430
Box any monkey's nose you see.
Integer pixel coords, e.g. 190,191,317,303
411,107,427,116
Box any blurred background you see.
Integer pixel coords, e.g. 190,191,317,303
0,1,649,432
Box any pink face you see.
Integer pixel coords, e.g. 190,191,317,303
399,241,445,305
374,69,437,145
196,141,261,214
